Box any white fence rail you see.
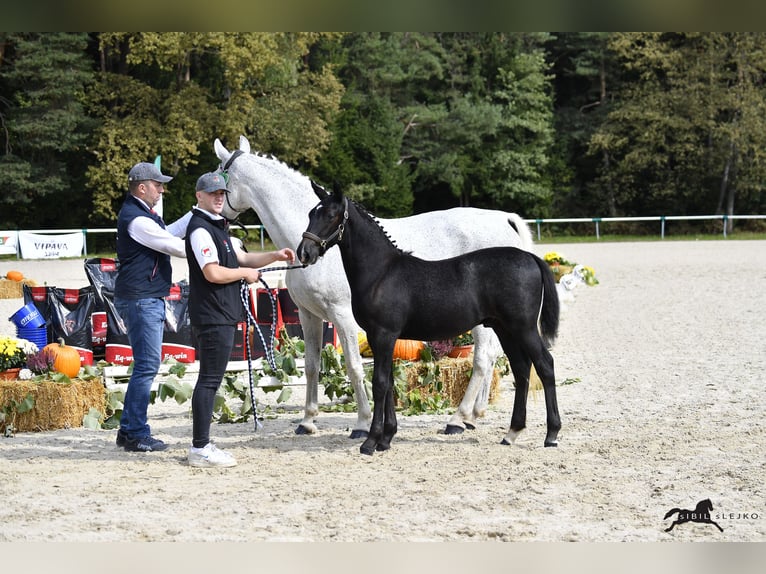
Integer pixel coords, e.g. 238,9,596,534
526,214,766,241
3,215,765,260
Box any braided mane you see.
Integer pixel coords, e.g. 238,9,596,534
350,199,408,254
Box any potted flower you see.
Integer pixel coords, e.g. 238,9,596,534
543,251,576,282
448,331,474,358
0,336,37,380
424,339,454,361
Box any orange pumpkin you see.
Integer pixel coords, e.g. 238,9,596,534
43,338,81,378
392,339,425,361
6,270,24,282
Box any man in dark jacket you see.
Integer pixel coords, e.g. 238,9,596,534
186,171,295,468
115,162,193,453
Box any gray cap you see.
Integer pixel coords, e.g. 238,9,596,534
195,171,230,193
128,162,173,183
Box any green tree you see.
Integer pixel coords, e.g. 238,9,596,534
0,32,95,228
588,32,766,223
86,32,344,225
322,33,555,217
547,32,618,217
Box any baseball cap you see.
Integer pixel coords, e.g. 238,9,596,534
128,162,173,183
196,171,230,193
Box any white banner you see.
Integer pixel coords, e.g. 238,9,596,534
0,231,18,255
18,231,84,259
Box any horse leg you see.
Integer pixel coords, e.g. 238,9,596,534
294,311,323,435
445,325,502,434
376,371,398,451
331,312,371,438
360,336,395,456
526,335,561,447
496,339,532,446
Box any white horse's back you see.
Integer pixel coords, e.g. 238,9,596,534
382,208,533,258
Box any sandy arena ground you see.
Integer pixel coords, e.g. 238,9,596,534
0,240,764,545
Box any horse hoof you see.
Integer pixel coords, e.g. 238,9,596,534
500,438,511,446
464,422,476,430
444,424,465,435
360,445,375,456
544,441,558,447
349,429,369,439
376,443,391,452
294,425,312,435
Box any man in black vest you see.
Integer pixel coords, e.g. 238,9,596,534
186,171,295,468
115,162,193,452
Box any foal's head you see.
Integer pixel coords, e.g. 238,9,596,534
297,183,349,265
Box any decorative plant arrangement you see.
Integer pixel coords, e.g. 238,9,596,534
543,251,599,286
1,336,105,436
0,335,35,374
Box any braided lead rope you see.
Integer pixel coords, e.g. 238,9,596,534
239,263,306,432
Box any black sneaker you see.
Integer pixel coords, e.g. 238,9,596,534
124,435,169,452
116,429,129,447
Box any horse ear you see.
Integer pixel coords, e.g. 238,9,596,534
238,135,251,153
331,180,347,202
214,138,228,161
311,180,329,200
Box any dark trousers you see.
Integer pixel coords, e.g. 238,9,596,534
191,324,236,448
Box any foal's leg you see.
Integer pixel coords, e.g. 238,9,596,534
526,335,561,447
376,371,398,451
445,325,502,434
497,339,532,446
361,337,396,456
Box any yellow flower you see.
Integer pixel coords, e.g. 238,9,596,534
543,251,563,263
0,336,31,371
581,266,599,286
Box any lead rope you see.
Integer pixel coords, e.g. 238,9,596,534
239,264,306,431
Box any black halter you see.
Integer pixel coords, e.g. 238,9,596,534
301,197,349,251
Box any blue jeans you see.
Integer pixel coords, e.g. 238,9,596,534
115,297,165,440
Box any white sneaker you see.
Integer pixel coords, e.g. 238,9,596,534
188,443,237,468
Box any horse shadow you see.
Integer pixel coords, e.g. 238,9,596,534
664,498,724,532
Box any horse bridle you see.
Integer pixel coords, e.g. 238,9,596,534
301,197,349,252
220,149,247,219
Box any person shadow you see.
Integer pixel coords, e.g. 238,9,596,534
664,498,724,532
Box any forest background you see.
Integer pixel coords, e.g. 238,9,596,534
1,32,765,242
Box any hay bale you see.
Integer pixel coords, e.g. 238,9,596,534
0,378,105,432
0,278,37,299
400,357,501,407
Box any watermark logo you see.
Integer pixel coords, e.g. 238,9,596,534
664,498,723,533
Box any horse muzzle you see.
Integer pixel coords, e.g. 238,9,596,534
297,235,322,266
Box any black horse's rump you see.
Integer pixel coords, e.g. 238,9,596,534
664,499,724,532
297,185,562,455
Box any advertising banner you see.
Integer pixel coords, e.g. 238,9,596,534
18,231,84,259
0,230,18,255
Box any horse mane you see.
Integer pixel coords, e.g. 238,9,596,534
239,150,312,188
349,198,409,255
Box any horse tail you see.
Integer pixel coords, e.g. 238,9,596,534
507,214,534,252
534,255,560,347
664,508,681,519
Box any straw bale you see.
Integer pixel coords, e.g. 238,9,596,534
0,378,105,432
0,278,37,299
400,357,501,407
